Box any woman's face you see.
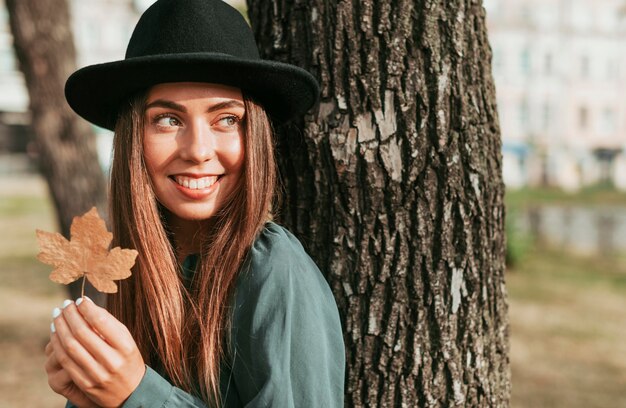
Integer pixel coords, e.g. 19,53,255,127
143,82,245,223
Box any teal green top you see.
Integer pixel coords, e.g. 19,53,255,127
66,222,345,407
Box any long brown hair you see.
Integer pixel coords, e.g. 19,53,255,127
108,89,276,405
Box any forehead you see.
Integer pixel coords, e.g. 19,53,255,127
146,82,244,103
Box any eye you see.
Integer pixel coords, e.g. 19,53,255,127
215,115,241,129
153,114,182,129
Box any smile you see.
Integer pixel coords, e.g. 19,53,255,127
172,175,220,190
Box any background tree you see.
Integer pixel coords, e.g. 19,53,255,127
6,0,107,302
247,0,509,406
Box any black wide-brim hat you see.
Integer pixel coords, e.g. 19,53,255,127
65,0,319,130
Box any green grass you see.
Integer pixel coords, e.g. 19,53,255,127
506,184,626,209
2,254,60,296
508,245,626,408
509,248,626,297
0,194,53,216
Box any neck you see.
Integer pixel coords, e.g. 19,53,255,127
167,216,210,262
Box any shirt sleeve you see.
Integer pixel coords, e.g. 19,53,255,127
227,224,345,407
121,366,208,407
66,366,208,408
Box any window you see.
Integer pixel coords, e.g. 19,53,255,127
581,55,590,79
601,108,616,134
520,5,532,24
542,102,551,130
519,99,530,131
520,48,531,76
579,106,589,129
572,3,591,30
580,55,589,78
598,9,617,31
537,4,558,28
606,59,619,81
544,53,553,75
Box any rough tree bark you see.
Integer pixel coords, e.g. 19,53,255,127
6,0,107,302
247,0,509,406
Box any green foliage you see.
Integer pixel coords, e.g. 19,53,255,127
505,207,533,268
504,184,626,268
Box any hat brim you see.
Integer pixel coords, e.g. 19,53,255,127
65,53,320,130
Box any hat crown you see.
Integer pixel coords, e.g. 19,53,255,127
65,0,319,130
126,0,259,60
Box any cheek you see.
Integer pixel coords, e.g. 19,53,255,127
142,145,158,180
219,135,245,171
142,137,170,174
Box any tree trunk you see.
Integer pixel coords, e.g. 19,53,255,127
247,0,509,406
6,0,107,303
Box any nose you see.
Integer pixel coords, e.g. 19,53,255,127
178,120,215,163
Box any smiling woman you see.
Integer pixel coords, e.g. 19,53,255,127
143,83,246,225
42,0,345,407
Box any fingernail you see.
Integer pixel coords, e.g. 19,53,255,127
52,307,61,319
84,296,93,303
62,299,73,308
76,297,83,306
51,322,56,333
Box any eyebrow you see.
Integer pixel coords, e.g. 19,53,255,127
145,99,245,114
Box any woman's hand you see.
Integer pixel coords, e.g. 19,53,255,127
44,341,100,408
48,297,146,408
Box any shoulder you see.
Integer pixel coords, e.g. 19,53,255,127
250,222,311,264
230,221,345,366
243,222,322,288
233,222,337,318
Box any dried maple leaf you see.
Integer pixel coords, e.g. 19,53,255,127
36,207,137,294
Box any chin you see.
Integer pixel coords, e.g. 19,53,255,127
160,202,219,223
177,208,218,221
186,213,216,221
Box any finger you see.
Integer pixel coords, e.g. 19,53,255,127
48,364,100,408
61,302,119,370
53,312,108,386
45,350,62,374
75,297,131,351
45,341,53,357
49,330,96,390
48,365,73,391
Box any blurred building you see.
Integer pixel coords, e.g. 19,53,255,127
486,0,626,190
0,0,147,172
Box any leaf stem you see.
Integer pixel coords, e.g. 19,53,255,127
81,276,86,299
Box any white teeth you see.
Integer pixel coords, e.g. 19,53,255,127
174,175,218,190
